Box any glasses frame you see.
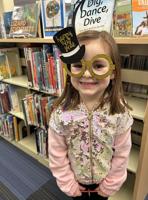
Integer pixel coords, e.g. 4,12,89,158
63,54,115,80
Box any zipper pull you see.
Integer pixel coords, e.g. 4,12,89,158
88,112,92,120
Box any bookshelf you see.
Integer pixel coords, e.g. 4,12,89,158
9,110,24,120
118,41,148,200
115,37,148,44
1,36,148,44
0,36,147,200
0,38,54,43
2,75,28,88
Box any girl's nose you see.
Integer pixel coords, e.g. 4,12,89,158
83,69,92,77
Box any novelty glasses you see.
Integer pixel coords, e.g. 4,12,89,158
63,54,115,80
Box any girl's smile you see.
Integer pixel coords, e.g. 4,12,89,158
79,79,99,89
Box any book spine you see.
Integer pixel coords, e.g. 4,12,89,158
24,48,33,87
13,116,20,141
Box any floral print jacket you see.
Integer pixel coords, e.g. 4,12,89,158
48,102,133,197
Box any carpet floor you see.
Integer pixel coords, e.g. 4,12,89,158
0,137,71,200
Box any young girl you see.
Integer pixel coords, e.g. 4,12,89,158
48,30,133,200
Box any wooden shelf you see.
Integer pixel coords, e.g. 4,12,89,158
18,134,48,167
2,75,60,97
0,37,148,44
109,173,135,200
18,134,37,154
124,92,148,99
9,111,24,120
115,37,148,44
125,96,147,120
0,37,54,43
128,146,139,174
121,69,148,85
2,75,28,88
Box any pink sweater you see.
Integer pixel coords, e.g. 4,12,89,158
48,103,133,197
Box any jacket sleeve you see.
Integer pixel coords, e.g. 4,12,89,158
48,127,81,197
98,127,132,196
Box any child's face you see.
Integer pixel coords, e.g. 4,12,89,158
71,39,114,100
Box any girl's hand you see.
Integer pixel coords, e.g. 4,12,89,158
94,186,108,197
97,190,108,197
79,184,86,192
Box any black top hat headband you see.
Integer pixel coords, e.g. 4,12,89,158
53,27,85,64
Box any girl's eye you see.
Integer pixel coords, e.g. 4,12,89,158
72,63,82,68
93,62,105,69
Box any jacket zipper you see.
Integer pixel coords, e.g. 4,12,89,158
88,111,93,182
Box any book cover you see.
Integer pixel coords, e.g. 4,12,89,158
0,48,22,78
0,54,9,79
5,49,22,77
6,114,15,141
27,95,36,125
0,87,11,113
33,94,41,126
7,85,20,112
25,47,41,88
42,44,54,91
113,0,133,37
71,0,115,35
40,96,48,128
24,48,33,87
41,0,65,37
42,46,50,91
9,2,40,38
132,0,148,36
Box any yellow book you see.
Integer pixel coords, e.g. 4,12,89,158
13,116,20,142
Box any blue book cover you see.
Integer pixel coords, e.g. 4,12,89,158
41,0,65,37
3,11,13,36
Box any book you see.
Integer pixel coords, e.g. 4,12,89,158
41,0,65,37
64,0,73,27
0,48,22,79
71,0,115,35
113,0,133,37
0,53,9,79
5,48,22,77
0,14,6,38
13,116,20,141
9,1,40,38
132,0,148,36
0,84,11,113
0,114,14,140
3,11,13,37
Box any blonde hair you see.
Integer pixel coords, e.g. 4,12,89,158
50,30,131,117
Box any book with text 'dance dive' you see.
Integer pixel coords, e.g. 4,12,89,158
71,0,115,35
